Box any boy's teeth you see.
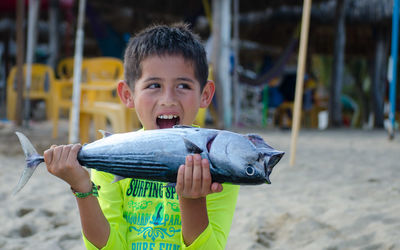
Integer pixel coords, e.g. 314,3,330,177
158,115,178,119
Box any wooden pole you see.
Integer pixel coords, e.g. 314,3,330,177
69,0,86,143
289,0,312,167
15,0,25,126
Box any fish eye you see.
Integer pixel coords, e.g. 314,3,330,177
246,166,255,176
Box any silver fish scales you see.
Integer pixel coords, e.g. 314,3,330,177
14,126,284,194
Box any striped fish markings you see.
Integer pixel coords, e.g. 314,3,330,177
14,126,284,194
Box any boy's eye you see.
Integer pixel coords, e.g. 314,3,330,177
147,83,160,89
177,83,191,89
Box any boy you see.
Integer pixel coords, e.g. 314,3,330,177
44,23,240,249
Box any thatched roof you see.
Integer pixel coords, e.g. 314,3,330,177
237,0,393,57
240,0,393,25
0,0,395,59
87,0,394,57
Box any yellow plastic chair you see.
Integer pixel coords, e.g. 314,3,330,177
79,57,126,141
52,57,139,142
79,57,125,141
7,64,55,121
52,57,126,140
78,81,140,143
50,78,138,142
83,57,124,82
53,57,85,138
6,62,74,138
56,57,76,79
56,57,122,81
51,79,73,138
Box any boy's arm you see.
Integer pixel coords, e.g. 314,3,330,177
44,144,110,249
181,184,239,250
175,154,224,246
75,193,110,248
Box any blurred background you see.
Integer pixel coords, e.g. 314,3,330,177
0,0,399,141
1,2,400,249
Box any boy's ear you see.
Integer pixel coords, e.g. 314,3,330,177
200,80,215,108
117,80,135,108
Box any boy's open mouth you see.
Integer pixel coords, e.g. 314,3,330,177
157,115,180,129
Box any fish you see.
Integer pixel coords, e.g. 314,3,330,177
14,126,284,194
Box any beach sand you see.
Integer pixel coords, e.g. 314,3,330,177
0,120,399,250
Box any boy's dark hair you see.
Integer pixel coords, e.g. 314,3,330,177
124,23,209,89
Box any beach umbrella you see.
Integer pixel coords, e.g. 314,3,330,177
289,0,312,166
388,0,399,139
69,0,86,143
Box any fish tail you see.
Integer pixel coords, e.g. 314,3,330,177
14,132,44,194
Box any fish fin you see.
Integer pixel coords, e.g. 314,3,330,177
98,130,113,138
112,175,126,183
246,134,273,149
183,138,203,154
163,183,176,188
14,132,44,194
173,125,194,129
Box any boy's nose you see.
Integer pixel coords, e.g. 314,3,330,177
160,89,178,106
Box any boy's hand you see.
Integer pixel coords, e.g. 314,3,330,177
176,154,223,199
44,144,91,193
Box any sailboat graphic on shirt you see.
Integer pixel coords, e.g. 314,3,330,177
150,203,165,226
129,202,181,241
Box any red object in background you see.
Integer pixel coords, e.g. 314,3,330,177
0,0,75,14
60,0,74,8
0,0,50,12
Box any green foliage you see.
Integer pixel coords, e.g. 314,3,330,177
311,55,332,87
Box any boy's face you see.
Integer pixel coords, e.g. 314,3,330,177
118,55,214,130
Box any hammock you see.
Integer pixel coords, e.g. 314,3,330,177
239,27,300,87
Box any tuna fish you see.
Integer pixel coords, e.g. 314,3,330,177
14,126,284,194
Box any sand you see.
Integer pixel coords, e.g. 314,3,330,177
0,120,399,250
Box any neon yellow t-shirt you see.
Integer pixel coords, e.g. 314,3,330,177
83,153,240,250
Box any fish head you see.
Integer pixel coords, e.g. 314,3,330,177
208,131,284,184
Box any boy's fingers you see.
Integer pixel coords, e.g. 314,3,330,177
44,144,58,165
184,155,193,190
52,146,64,166
201,158,212,194
71,143,82,153
67,144,82,164
60,145,72,163
43,148,53,165
176,165,185,192
191,154,202,193
211,183,223,193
